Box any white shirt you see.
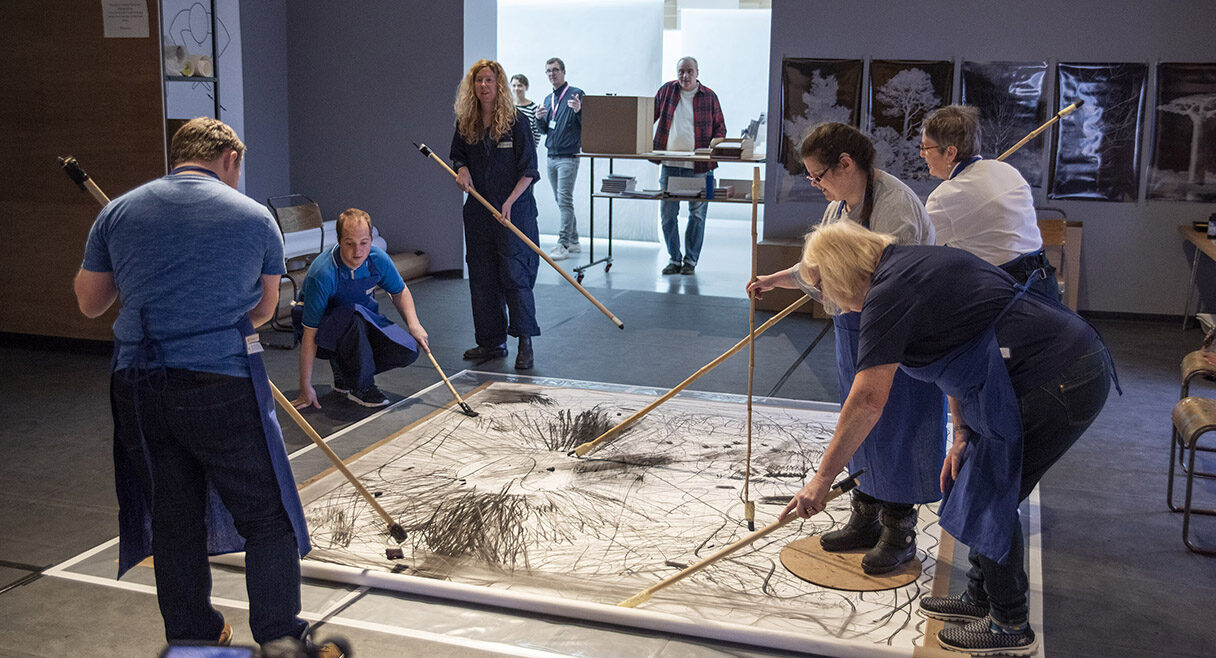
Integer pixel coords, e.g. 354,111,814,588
791,169,934,296
662,87,698,169
926,158,1042,266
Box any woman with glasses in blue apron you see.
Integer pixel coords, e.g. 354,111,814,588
781,220,1116,657
749,122,943,575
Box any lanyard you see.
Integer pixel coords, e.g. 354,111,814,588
170,165,220,180
550,83,570,114
949,156,982,180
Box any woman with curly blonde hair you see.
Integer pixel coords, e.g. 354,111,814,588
449,59,542,370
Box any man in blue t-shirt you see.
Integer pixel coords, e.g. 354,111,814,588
291,208,429,409
75,118,320,650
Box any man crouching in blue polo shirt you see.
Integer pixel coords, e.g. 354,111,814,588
292,208,429,408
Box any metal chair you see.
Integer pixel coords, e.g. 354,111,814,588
267,194,325,333
1168,396,1216,555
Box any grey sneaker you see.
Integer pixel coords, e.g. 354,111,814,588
937,616,1038,656
919,593,990,622
549,244,570,260
348,385,389,407
568,243,581,253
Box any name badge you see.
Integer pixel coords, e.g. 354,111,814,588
245,333,264,355
365,286,377,295
498,141,513,148
549,119,556,129
999,347,1011,359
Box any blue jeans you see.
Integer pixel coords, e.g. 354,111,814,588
659,165,709,266
112,368,308,645
547,156,579,247
964,342,1112,625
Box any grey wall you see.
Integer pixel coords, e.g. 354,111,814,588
285,1,466,271
239,0,289,205
765,0,1216,315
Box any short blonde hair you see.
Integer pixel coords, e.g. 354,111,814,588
169,117,245,167
337,208,373,241
803,220,894,309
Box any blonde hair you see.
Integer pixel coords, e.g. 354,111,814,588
169,117,245,167
336,208,373,241
803,220,894,310
455,59,516,144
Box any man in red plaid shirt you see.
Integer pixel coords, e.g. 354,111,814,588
653,56,726,275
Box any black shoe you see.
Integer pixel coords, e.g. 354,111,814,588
861,503,917,574
680,264,695,275
347,385,389,407
820,491,881,552
661,263,681,275
937,616,1038,656
463,344,507,360
919,593,990,622
515,336,534,370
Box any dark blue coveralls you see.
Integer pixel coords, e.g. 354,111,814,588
449,110,541,350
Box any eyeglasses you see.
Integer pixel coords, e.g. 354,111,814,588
805,163,834,184
918,142,944,153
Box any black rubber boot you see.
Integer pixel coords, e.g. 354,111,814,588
861,503,917,574
515,336,534,370
819,491,881,552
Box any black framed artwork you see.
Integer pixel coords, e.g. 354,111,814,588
778,58,863,201
961,61,1048,186
1050,62,1147,202
868,59,954,186
1148,62,1216,202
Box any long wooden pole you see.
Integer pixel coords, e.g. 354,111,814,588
424,349,479,417
997,99,1084,162
618,470,863,608
60,156,408,544
414,142,624,330
743,166,760,531
572,294,811,457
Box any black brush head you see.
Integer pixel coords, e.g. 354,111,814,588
414,142,433,157
388,523,407,544
459,402,479,418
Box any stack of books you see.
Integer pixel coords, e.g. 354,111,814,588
600,174,637,194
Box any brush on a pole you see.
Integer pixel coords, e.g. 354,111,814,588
997,99,1084,162
618,469,864,608
58,157,409,547
743,167,761,532
423,348,478,417
414,142,624,331
571,295,811,458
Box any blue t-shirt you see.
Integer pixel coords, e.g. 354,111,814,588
299,244,404,328
856,245,1097,396
81,174,286,376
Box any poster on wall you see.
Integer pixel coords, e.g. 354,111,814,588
868,59,953,193
1148,63,1216,202
1049,62,1147,202
778,58,863,202
961,61,1048,187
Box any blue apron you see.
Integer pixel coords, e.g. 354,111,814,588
825,199,946,504
113,313,311,576
834,312,946,504
900,282,1031,564
312,248,419,358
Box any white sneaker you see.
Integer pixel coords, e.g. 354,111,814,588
568,243,581,253
549,244,570,260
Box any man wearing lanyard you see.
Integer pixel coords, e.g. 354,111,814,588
921,104,1060,301
535,57,583,261
291,208,427,409
653,56,726,276
74,118,339,654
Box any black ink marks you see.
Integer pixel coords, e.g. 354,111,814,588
417,487,532,567
573,453,675,475
536,406,616,452
481,388,556,406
